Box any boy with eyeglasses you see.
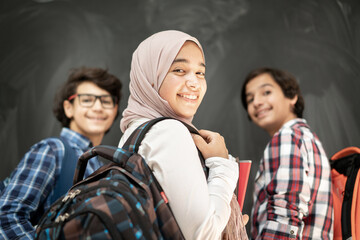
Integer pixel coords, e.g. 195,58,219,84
0,67,122,240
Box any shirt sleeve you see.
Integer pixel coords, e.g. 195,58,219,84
258,131,310,239
0,140,60,240
85,156,103,178
137,119,239,240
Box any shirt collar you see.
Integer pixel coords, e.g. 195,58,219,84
280,118,308,132
59,127,93,151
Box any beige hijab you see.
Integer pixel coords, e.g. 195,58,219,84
120,30,203,132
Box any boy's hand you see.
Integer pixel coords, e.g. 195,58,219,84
192,129,229,159
243,214,249,225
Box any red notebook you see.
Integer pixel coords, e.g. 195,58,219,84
237,160,252,211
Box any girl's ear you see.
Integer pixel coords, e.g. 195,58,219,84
63,100,74,118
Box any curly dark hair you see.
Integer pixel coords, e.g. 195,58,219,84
240,67,304,118
53,67,122,128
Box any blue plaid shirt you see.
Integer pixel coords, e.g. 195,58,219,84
0,128,102,240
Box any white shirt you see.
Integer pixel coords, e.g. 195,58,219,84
118,118,239,240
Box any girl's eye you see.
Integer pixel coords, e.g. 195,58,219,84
196,71,205,78
173,69,184,73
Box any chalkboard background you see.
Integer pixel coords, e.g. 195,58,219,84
1,0,359,233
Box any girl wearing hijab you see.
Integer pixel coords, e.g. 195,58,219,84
118,30,247,239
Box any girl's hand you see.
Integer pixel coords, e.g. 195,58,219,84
192,129,229,159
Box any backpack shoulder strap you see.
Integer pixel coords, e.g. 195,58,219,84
50,137,77,203
123,117,198,152
123,117,208,177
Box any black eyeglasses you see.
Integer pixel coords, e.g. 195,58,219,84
68,94,116,109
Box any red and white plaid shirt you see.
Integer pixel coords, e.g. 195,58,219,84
251,118,333,240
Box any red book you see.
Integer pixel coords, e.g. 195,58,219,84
237,160,252,211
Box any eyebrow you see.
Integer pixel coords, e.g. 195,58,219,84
172,58,206,68
246,83,274,97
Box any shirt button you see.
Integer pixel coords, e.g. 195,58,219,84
290,230,294,234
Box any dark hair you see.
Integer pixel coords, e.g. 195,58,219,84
53,67,122,128
240,67,304,118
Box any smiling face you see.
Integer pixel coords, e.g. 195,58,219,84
245,73,298,136
64,81,118,144
159,41,207,119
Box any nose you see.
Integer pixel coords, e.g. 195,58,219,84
252,95,263,108
185,73,200,90
92,98,103,110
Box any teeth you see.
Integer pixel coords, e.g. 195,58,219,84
256,109,268,117
89,117,105,120
179,94,197,100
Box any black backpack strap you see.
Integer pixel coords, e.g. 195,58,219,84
331,153,360,239
122,117,208,177
122,117,196,151
50,137,77,203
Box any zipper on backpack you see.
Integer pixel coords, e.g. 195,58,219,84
62,189,81,202
41,208,122,239
55,213,70,223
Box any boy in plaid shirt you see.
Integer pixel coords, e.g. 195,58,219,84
241,67,333,239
